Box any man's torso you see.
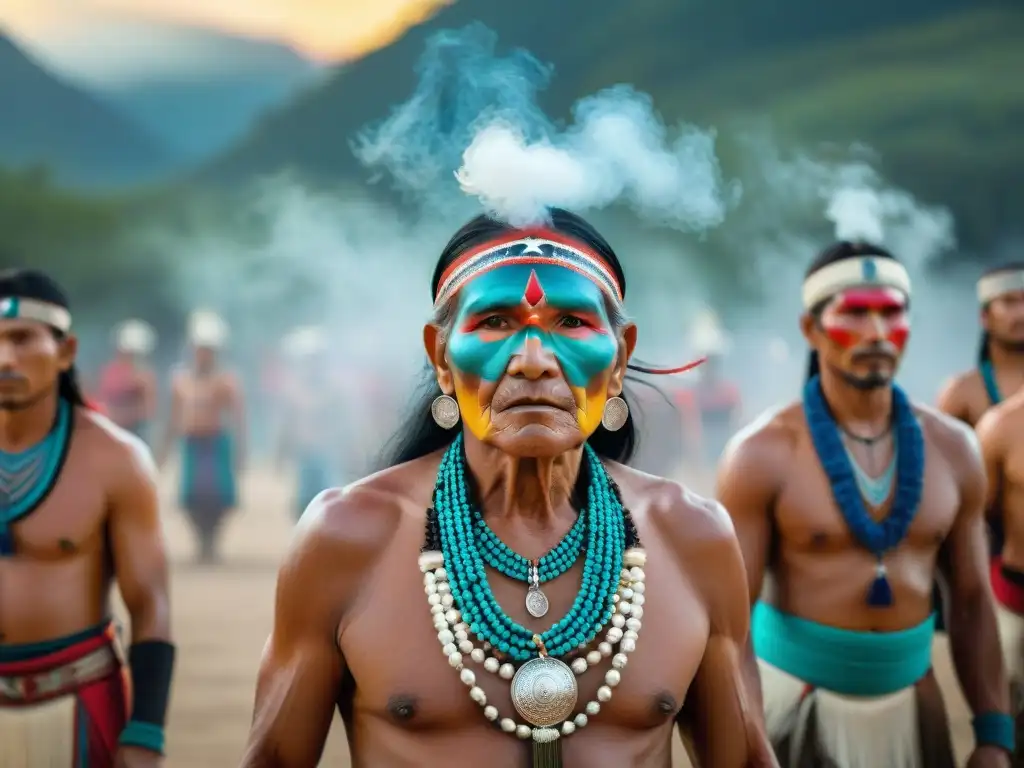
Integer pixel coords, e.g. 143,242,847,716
765,401,960,631
0,410,122,645
334,457,713,766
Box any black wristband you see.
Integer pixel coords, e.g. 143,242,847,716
127,640,176,726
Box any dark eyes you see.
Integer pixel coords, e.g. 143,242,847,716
480,315,510,330
477,315,589,330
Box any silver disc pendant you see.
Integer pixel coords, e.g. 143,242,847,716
510,657,579,727
526,586,549,618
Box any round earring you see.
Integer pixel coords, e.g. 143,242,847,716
601,396,629,432
431,394,461,430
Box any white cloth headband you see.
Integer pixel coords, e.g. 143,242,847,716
0,296,72,333
801,256,911,311
977,271,1024,304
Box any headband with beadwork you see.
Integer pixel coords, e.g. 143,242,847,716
0,296,72,333
802,256,911,311
434,229,705,377
434,230,624,310
977,270,1024,304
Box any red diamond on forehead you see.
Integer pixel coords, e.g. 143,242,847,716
523,269,545,306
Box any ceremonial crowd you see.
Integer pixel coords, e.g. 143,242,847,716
1,210,1023,767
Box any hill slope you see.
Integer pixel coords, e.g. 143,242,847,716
90,23,323,161
201,0,1023,248
0,33,176,188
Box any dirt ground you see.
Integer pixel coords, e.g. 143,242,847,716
150,466,976,767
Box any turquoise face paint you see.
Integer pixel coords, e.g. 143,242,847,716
447,264,619,388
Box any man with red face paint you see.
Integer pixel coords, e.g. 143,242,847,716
718,241,1012,767
241,209,776,768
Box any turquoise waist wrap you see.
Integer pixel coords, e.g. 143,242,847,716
752,601,935,697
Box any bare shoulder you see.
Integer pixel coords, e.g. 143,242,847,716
717,400,803,488
913,403,984,483
937,368,982,405
76,407,158,486
606,463,738,558
290,453,441,574
975,390,1024,448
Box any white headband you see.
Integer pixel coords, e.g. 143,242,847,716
802,256,911,311
0,296,72,333
977,271,1024,304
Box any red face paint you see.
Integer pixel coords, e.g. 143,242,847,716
821,287,910,351
523,269,545,307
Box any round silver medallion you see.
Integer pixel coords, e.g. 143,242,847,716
525,587,549,618
510,656,578,727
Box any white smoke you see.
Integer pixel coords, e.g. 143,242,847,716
354,23,737,231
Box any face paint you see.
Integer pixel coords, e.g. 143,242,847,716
821,287,910,351
447,264,619,438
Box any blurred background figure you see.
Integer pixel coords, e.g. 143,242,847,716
275,324,341,520
676,309,742,472
96,318,158,444
162,309,245,564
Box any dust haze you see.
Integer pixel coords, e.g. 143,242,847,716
101,23,988,461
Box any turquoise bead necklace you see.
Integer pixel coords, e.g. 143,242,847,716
427,433,633,661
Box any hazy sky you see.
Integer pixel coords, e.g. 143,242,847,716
3,0,450,80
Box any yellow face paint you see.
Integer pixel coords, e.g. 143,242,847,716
446,264,620,441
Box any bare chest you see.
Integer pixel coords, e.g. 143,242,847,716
341,542,704,735
8,449,109,560
774,442,958,554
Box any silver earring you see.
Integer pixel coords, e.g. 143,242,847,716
431,394,461,429
601,396,629,432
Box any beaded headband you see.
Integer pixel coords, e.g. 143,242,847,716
433,229,624,310
802,256,911,311
0,296,72,333
977,270,1024,304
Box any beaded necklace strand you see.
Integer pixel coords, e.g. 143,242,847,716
420,434,646,766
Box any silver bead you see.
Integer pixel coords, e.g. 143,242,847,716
574,713,588,728
597,686,612,702
448,652,463,668
561,721,576,735
612,653,628,669
470,648,486,663
598,642,612,657
516,725,532,740
585,701,600,715
484,657,499,673
605,669,621,687
499,663,515,680
571,658,588,675
501,718,516,733
586,650,601,666
460,669,476,686
484,705,498,721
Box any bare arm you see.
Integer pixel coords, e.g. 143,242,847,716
677,500,777,768
241,488,394,768
227,374,247,470
977,408,1007,525
938,420,1010,719
158,375,182,467
714,420,787,711
108,435,171,643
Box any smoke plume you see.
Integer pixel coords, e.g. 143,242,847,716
353,23,737,231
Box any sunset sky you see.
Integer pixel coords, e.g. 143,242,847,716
3,0,451,78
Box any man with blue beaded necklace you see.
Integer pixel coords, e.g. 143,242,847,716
241,209,776,768
0,269,175,767
718,241,1013,767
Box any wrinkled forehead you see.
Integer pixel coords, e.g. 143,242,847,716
456,263,609,317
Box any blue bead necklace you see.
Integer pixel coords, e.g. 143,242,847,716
803,375,925,606
0,398,73,556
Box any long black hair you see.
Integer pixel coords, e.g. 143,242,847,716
380,209,649,468
802,241,900,382
0,268,86,407
978,261,1024,365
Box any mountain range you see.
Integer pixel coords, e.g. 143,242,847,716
0,22,322,186
0,32,175,188
200,0,1023,248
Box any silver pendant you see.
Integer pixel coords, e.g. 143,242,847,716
525,561,549,618
510,656,579,727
